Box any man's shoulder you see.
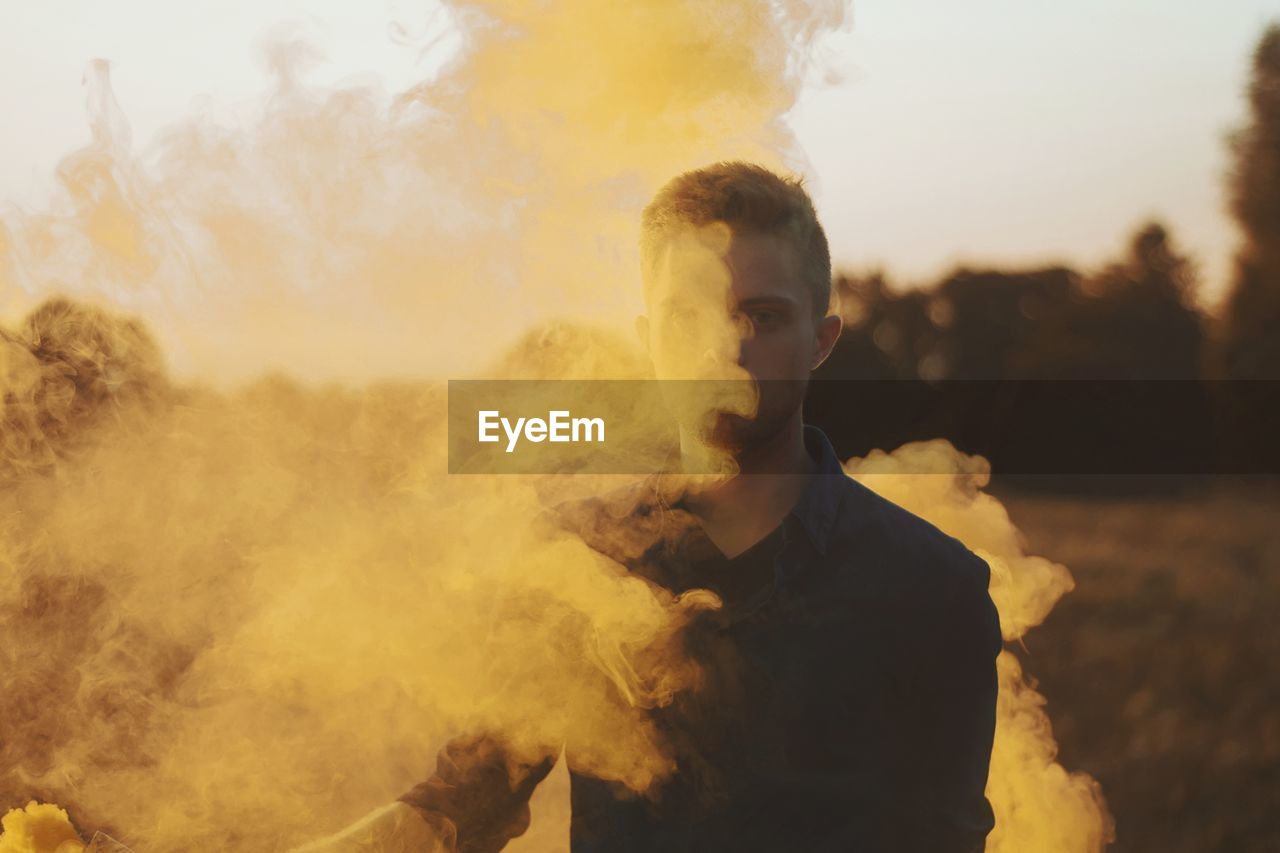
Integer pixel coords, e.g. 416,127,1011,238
823,476,1001,660
825,475,990,600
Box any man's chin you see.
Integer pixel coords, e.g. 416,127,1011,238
703,411,765,454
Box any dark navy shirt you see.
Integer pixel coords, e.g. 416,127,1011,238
402,425,1002,852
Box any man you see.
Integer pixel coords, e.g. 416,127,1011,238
296,162,1002,852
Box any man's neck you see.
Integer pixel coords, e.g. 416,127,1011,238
679,415,816,559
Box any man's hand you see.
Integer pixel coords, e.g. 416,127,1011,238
287,802,453,853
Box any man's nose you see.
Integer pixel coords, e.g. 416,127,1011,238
699,347,747,370
699,317,750,367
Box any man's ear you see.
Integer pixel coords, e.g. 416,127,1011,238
810,314,843,371
635,314,651,355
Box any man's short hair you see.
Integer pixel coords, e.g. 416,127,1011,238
639,161,832,320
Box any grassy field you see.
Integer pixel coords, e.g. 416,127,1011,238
996,480,1280,853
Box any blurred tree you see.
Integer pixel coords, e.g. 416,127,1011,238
1019,222,1204,379
809,271,937,466
812,228,1210,489
1220,23,1280,380
936,266,1076,379
822,271,908,379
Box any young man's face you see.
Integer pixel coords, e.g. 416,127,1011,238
639,225,842,454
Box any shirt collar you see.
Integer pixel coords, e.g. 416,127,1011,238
643,424,849,557
785,425,847,557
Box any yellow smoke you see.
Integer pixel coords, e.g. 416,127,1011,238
849,445,1114,852
0,803,84,853
1,1,1109,851
0,299,713,850
0,1,844,384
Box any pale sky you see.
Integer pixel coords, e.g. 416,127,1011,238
2,0,1276,309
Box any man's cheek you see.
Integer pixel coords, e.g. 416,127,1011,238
750,340,808,379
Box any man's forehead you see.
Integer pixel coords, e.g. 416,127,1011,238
652,226,805,306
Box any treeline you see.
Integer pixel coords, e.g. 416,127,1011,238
822,221,1202,382
807,23,1280,490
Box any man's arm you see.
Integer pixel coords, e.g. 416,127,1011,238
288,734,558,853
398,733,558,853
890,552,1003,853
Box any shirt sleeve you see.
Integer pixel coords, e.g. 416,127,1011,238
398,732,559,853
888,551,1003,853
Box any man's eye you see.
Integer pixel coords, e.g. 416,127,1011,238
749,310,781,326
